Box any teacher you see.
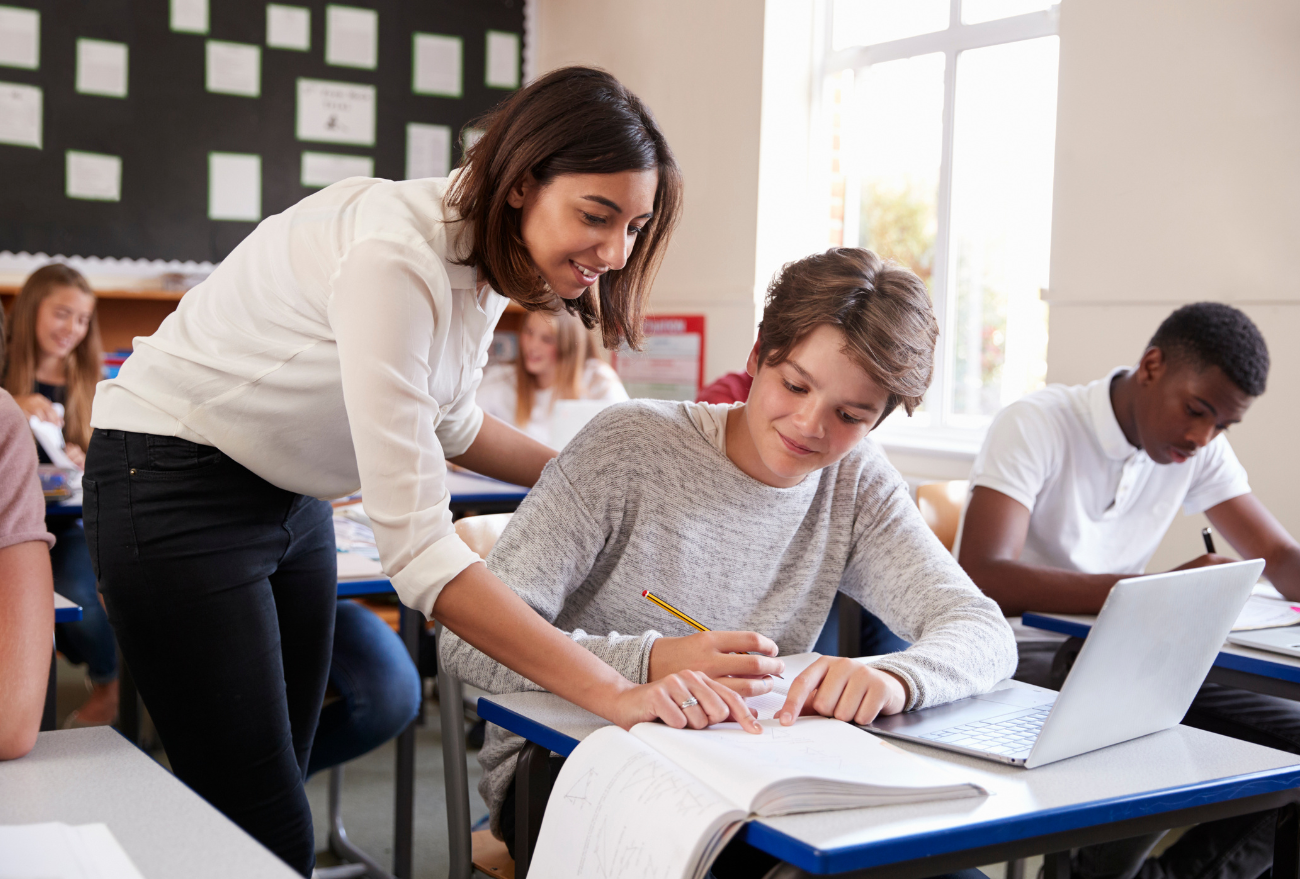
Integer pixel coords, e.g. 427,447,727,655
85,66,758,875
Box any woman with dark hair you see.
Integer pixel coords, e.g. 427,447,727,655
85,66,760,875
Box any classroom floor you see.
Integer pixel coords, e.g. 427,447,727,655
53,658,490,878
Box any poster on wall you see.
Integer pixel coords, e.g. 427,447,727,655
613,315,705,401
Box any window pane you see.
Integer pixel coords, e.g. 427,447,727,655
962,0,1055,25
832,0,949,50
946,36,1058,425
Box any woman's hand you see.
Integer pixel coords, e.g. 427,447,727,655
14,394,61,427
648,631,784,697
64,443,86,470
777,656,908,726
608,669,764,733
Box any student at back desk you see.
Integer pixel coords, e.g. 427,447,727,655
443,247,1017,878
958,303,1300,879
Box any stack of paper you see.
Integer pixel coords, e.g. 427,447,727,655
0,823,144,879
333,511,383,579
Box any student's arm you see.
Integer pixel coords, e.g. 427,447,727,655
0,541,54,760
448,412,555,488
781,475,1018,725
959,487,1124,616
1206,493,1300,601
13,393,61,426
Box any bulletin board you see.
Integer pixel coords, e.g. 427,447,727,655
0,0,524,263
612,315,707,401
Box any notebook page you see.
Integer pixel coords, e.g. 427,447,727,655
1233,594,1300,631
633,716,985,817
528,725,745,879
744,653,819,720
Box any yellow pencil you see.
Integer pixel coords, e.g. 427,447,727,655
640,590,783,678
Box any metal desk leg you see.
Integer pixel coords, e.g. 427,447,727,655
1006,858,1027,879
393,605,419,879
1043,850,1071,879
42,648,57,731
1277,803,1300,879
434,624,473,879
515,740,553,879
321,764,391,879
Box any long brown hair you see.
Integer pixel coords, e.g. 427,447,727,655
447,66,683,351
514,310,592,427
2,264,102,449
758,248,938,422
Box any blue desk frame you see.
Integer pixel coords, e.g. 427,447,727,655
477,697,1300,879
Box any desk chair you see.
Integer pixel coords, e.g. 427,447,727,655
442,514,515,879
916,479,970,553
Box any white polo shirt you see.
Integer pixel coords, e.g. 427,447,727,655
965,367,1251,575
92,174,504,617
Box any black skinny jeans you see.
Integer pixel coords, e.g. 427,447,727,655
84,430,337,876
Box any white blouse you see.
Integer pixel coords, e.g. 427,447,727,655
92,175,505,617
476,359,630,444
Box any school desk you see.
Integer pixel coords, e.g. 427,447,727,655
42,594,85,732
1022,613,1300,702
476,689,1300,879
445,470,529,516
0,727,298,878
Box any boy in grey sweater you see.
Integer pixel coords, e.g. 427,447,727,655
443,248,1017,866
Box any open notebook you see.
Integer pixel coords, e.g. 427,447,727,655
528,715,987,879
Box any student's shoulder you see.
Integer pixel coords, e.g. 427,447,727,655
0,389,28,446
983,383,1081,449
832,435,909,508
561,399,701,465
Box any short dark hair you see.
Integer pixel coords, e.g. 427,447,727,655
447,66,683,351
757,248,939,422
1148,302,1269,397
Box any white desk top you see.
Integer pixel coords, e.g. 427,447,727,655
53,593,77,611
0,728,297,879
445,470,528,499
1023,611,1300,677
479,689,1300,870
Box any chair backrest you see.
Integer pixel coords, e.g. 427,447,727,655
453,513,514,559
916,480,969,552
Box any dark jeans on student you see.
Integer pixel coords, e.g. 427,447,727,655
500,757,989,879
48,516,118,684
307,599,422,777
1017,640,1300,879
84,429,337,877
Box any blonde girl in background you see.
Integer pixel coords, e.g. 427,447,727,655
2,263,118,726
477,308,629,443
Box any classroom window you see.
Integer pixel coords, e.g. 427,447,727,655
819,1,1059,438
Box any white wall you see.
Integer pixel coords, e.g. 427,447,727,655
533,1,768,383
1047,0,1300,569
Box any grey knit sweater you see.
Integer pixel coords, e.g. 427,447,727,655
440,400,1017,835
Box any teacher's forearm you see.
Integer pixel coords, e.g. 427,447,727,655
432,562,634,715
448,413,555,487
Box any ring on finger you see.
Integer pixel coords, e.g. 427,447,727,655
679,697,699,709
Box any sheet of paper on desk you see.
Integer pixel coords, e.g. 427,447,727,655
335,514,384,578
1233,594,1300,631
0,822,144,879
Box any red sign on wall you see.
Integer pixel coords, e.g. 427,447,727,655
612,314,706,401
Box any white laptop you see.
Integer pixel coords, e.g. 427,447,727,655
1227,627,1300,658
865,559,1264,768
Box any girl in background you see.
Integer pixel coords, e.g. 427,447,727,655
477,309,628,444
3,264,118,726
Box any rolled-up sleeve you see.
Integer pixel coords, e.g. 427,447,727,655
329,237,481,618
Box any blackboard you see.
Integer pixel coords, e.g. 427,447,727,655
0,0,524,263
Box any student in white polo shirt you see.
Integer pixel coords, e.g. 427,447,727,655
959,302,1300,879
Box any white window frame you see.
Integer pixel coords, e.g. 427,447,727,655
813,0,1060,455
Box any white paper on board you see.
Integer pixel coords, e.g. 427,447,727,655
296,78,375,145
485,31,519,89
412,33,460,97
0,5,40,69
76,39,128,98
206,40,260,97
325,5,377,69
0,80,40,148
209,153,261,221
301,150,372,188
170,0,207,33
66,151,122,201
405,123,450,180
266,4,310,51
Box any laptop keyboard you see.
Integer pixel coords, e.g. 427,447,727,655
919,705,1051,758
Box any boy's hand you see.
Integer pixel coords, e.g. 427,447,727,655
1171,553,1237,571
648,630,784,697
609,670,763,734
14,393,62,427
777,656,908,726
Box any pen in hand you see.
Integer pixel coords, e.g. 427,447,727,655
641,589,784,679
1203,527,1217,554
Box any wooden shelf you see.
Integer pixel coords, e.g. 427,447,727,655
0,285,185,301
